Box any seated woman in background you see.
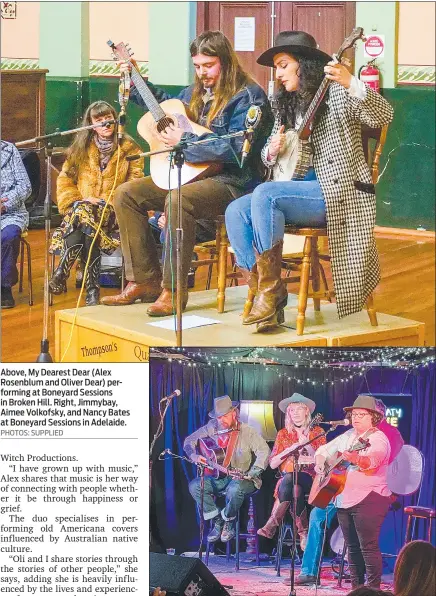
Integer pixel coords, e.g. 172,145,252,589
258,393,325,550
1,140,32,309
225,31,393,331
49,101,143,305
393,540,435,596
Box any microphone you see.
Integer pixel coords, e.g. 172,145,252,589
160,389,181,402
241,105,262,168
319,419,351,427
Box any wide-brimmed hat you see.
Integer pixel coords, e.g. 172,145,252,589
278,392,316,414
257,30,331,68
208,395,239,419
343,395,380,415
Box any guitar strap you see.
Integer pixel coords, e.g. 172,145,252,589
223,428,240,469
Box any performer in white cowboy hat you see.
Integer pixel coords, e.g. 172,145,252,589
225,29,394,332
183,395,270,543
257,392,325,549
314,394,392,590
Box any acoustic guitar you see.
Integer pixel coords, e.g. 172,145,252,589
308,437,370,509
278,413,324,474
198,436,262,489
108,40,222,190
271,27,365,182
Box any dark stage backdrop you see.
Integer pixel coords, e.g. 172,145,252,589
149,359,435,556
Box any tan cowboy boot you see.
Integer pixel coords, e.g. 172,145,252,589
100,275,162,306
147,288,188,317
295,508,309,551
242,240,287,328
239,265,281,332
257,499,290,539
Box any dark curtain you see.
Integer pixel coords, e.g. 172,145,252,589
149,359,435,555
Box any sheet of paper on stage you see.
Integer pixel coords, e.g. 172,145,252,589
147,315,221,330
234,17,255,51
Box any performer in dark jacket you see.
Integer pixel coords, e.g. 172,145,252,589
102,31,273,315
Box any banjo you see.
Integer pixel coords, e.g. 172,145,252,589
270,27,365,182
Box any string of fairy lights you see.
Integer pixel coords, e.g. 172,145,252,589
149,347,435,388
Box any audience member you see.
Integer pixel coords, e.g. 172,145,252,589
1,140,32,309
393,540,435,596
346,588,394,596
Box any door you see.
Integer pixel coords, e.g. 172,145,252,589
197,1,356,93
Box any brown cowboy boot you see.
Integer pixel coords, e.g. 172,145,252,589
243,240,287,327
239,265,281,332
257,499,290,539
147,288,188,317
100,275,162,306
295,508,309,551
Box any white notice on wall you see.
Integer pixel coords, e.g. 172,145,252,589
234,17,255,51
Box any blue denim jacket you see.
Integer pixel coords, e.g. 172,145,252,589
1,141,31,232
130,80,273,194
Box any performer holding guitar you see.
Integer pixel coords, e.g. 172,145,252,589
312,395,392,590
101,31,272,315
257,393,325,548
225,30,394,331
183,395,270,543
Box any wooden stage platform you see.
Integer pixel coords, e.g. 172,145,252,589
55,286,425,362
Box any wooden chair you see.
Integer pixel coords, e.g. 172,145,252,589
282,123,389,335
18,231,34,306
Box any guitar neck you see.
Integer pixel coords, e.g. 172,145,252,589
130,65,166,122
297,76,331,140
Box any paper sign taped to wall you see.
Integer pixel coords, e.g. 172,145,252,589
235,17,255,51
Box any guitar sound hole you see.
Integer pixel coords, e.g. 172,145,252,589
157,117,174,133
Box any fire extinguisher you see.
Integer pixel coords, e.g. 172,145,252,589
359,60,380,92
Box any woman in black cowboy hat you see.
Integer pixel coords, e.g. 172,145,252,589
225,30,393,331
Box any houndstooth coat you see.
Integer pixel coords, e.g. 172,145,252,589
262,84,394,319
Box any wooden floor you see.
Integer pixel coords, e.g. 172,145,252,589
1,229,434,362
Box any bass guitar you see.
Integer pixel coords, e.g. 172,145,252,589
270,27,365,182
108,40,222,190
198,436,262,490
308,437,370,509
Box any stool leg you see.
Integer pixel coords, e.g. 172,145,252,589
297,237,312,335
25,240,33,306
311,237,321,311
235,512,240,571
337,545,347,588
217,223,228,313
366,293,378,326
276,522,284,576
226,540,231,563
19,240,25,293
428,518,433,542
405,515,412,544
205,540,210,566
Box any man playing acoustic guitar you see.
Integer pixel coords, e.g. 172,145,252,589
102,31,272,315
312,395,392,591
183,395,270,543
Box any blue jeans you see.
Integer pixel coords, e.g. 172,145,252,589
300,502,337,577
1,225,22,288
188,475,256,521
225,169,326,270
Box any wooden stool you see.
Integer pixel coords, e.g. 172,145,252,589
18,232,33,306
404,506,436,543
283,226,378,335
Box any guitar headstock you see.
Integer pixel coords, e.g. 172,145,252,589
107,39,134,63
310,413,324,428
335,27,365,61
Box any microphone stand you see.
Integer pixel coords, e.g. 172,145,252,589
15,119,117,363
127,130,246,348
149,393,177,546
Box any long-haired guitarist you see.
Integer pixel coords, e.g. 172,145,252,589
183,395,270,543
101,31,272,315
313,395,392,590
225,30,394,331
257,393,325,548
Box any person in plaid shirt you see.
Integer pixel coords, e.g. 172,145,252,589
1,140,32,308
